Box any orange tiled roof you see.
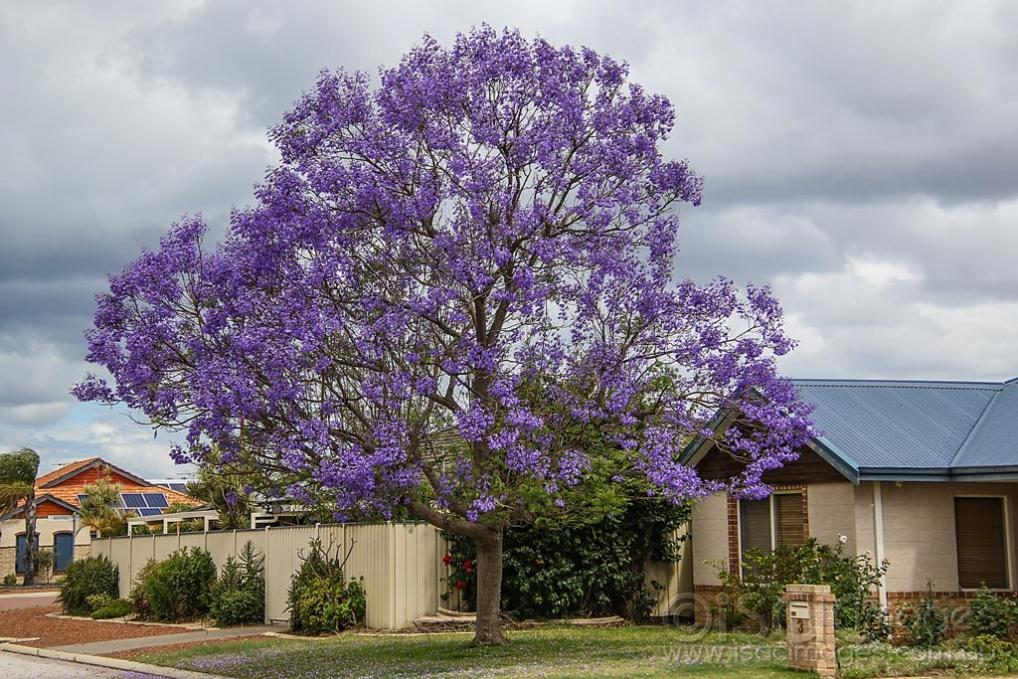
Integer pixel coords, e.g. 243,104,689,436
32,457,198,510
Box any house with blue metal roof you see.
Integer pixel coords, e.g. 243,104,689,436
682,376,1018,619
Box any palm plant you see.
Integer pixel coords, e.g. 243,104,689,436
78,475,127,537
0,449,40,585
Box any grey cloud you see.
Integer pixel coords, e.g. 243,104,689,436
1,1,1017,475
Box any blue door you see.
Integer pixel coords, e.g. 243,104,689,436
15,534,29,574
15,533,42,574
54,532,74,572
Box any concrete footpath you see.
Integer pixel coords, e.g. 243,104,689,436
48,624,278,655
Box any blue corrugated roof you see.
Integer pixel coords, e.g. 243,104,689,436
790,377,1018,480
950,380,1018,470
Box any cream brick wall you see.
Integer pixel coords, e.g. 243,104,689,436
807,482,857,553
853,482,877,561
691,492,730,587
879,481,1018,593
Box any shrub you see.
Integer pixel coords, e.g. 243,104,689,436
3,573,16,586
900,584,948,648
444,498,690,620
91,598,133,619
211,541,265,626
85,592,115,611
57,556,118,615
33,550,54,581
967,586,1016,639
713,538,888,636
129,559,157,619
287,539,365,635
141,547,216,621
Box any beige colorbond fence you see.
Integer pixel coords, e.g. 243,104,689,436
91,522,445,629
92,521,688,629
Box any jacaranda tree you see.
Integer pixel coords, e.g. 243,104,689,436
76,27,814,644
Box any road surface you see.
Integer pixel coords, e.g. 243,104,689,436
0,651,159,678
0,590,58,611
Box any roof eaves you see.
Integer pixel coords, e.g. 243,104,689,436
805,437,860,484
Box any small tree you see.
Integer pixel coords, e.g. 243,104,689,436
0,449,40,585
78,475,126,537
210,541,265,626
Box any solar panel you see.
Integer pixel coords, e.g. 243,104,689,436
122,493,147,508
143,493,169,508
169,483,188,493
77,494,89,504
137,508,163,517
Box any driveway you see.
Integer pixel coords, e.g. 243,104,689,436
0,651,158,677
0,591,58,611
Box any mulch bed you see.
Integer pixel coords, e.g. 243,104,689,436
0,604,182,647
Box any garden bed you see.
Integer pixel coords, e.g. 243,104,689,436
0,604,182,648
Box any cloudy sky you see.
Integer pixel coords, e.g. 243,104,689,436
1,1,1016,477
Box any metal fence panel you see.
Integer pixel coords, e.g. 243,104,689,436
88,522,683,629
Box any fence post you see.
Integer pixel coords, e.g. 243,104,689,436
263,525,270,625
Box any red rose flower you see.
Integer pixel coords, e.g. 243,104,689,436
463,559,473,573
442,553,453,566
455,579,467,591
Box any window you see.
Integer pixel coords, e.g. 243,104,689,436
739,491,806,558
955,496,1010,589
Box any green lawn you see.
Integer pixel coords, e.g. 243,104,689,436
133,625,1017,679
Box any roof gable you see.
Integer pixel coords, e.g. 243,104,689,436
38,458,148,489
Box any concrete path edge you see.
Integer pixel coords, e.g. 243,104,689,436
0,642,229,679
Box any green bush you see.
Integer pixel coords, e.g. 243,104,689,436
57,556,119,615
444,498,690,620
714,538,888,636
139,547,216,622
85,592,115,611
900,584,948,648
91,598,133,619
129,559,157,619
210,541,265,626
287,539,365,635
33,550,54,580
967,586,1016,639
3,573,16,586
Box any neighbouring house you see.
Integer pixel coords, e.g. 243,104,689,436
683,376,1018,618
0,457,197,580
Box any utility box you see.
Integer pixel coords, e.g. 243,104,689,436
784,584,836,678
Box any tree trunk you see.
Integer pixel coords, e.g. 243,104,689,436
22,495,36,586
472,528,504,645
405,499,506,645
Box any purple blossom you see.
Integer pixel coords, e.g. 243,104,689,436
76,26,813,534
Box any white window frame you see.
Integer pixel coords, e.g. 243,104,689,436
737,489,805,554
955,493,1014,592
